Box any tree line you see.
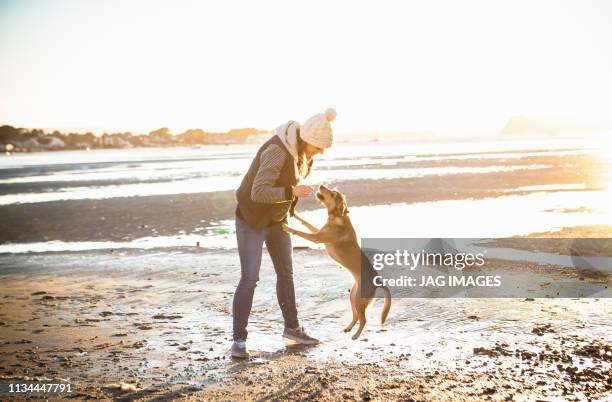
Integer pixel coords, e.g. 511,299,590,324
0,125,269,152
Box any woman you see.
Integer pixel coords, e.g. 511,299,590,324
231,108,337,358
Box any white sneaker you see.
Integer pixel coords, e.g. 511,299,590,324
231,339,250,358
283,326,320,345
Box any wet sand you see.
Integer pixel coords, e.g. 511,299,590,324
0,244,610,401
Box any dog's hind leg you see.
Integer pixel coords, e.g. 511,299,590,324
351,303,368,340
344,307,358,333
343,287,358,332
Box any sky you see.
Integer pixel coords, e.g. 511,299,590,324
0,0,611,136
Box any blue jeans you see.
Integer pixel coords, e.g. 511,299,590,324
232,216,299,341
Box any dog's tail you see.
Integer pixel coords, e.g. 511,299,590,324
380,286,391,324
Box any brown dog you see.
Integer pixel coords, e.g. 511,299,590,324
282,185,391,340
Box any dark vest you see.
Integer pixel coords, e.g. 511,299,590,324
235,135,298,231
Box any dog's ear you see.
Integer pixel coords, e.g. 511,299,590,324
334,192,347,216
340,193,349,214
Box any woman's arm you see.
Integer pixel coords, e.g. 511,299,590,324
250,144,293,203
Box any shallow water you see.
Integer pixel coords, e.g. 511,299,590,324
0,137,599,206
0,164,557,205
3,188,611,254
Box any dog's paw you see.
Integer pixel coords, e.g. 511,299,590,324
351,333,360,340
342,327,352,333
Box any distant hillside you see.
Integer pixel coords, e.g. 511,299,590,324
500,116,611,137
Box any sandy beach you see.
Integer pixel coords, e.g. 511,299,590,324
1,142,611,400
0,247,610,400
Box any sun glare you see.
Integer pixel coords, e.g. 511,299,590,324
1,0,611,135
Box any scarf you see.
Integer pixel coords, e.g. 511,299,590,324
275,120,301,181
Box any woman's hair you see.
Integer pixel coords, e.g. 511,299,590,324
296,129,312,179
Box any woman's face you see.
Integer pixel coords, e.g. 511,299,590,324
305,143,324,159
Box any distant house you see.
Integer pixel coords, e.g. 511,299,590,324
74,142,92,149
101,134,113,147
15,138,40,149
36,136,66,149
134,135,150,146
114,137,133,148
101,134,133,148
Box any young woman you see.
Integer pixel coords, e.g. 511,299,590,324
231,108,337,358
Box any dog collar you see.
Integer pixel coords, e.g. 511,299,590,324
328,209,349,218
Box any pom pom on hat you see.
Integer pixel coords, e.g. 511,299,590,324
300,108,337,149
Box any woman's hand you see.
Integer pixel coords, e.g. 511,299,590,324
292,185,313,198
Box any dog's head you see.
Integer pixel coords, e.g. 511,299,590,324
316,185,348,217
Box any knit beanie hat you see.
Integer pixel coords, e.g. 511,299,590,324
299,108,336,149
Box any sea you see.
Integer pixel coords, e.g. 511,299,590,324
1,136,611,254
